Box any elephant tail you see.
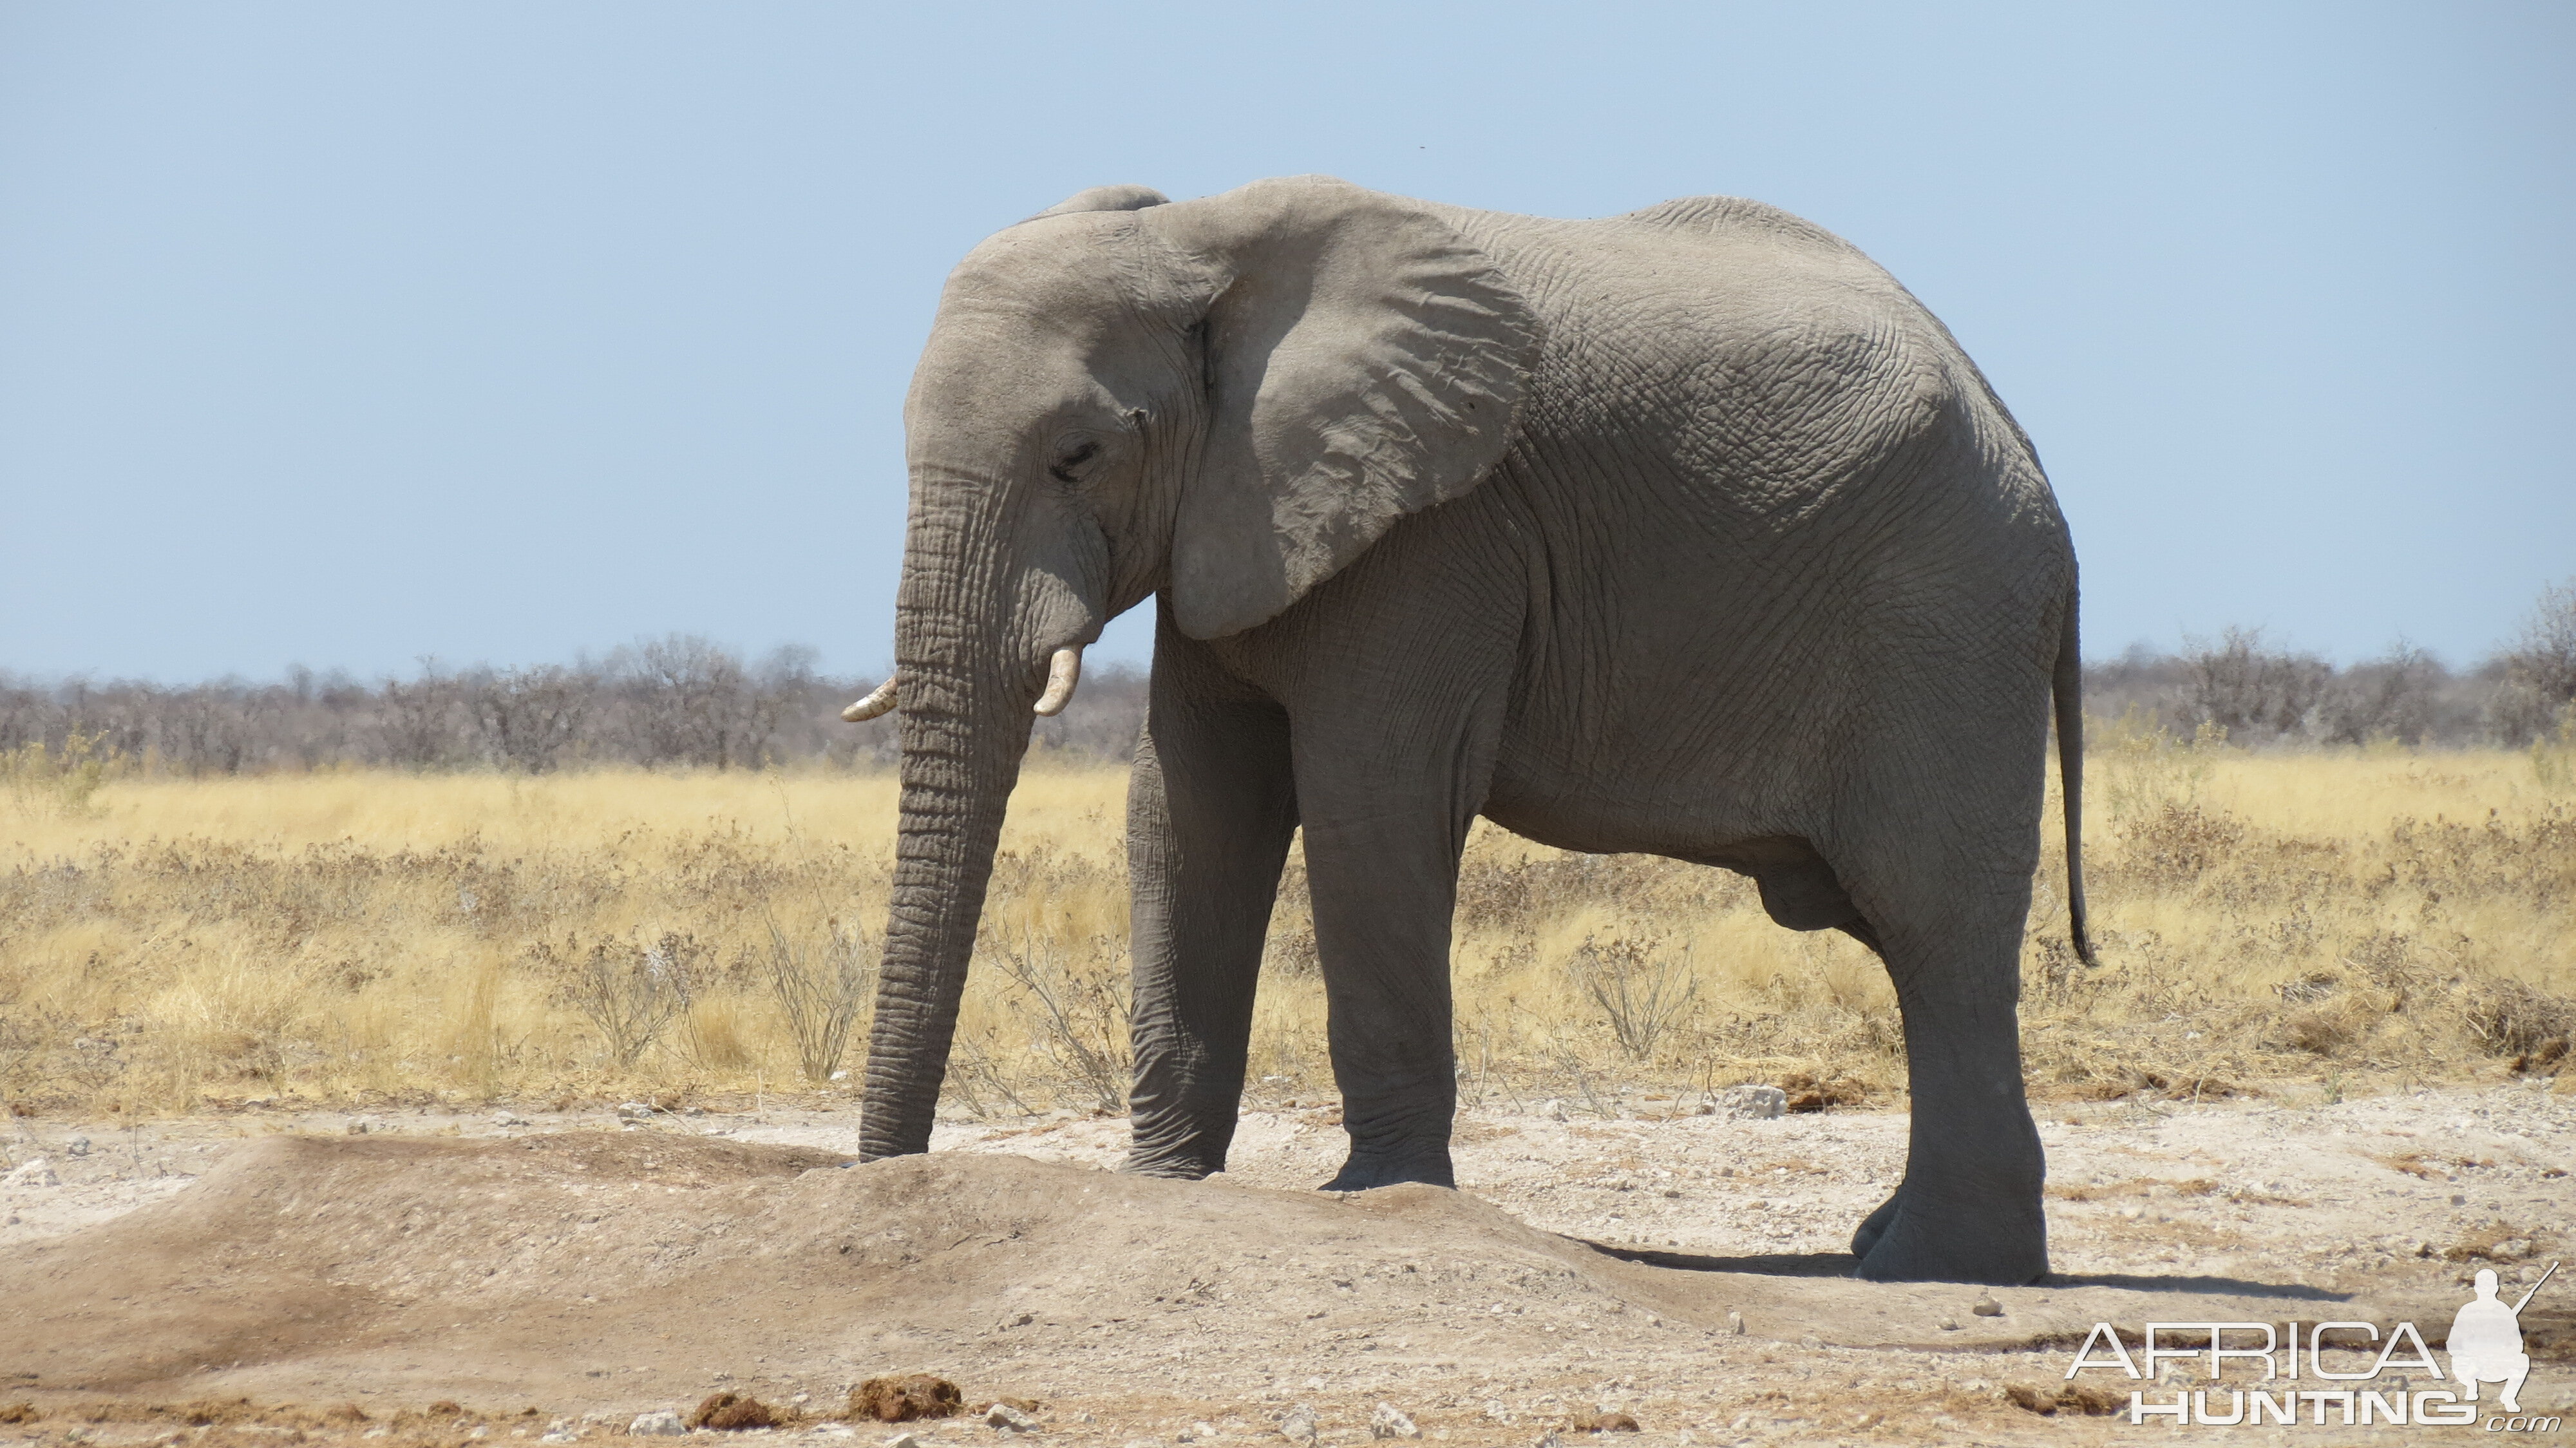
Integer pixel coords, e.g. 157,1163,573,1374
2053,579,2098,966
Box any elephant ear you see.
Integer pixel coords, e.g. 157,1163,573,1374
1141,176,1544,640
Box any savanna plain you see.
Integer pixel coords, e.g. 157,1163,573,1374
2,725,2572,1447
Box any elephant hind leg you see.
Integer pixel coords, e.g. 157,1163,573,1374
1826,814,2049,1284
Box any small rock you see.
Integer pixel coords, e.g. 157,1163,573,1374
1938,1318,1961,1331
1542,1099,1568,1122
886,1435,923,1448
617,1101,657,1120
1715,1085,1786,1120
1971,1293,2004,1317
1278,1406,1317,1445
540,1434,578,1444
1725,1310,1745,1335
345,1119,372,1135
1188,1424,1217,1441
493,1110,531,1127
983,1403,1037,1433
65,1136,90,1157
1369,1405,1418,1440
3,1160,57,1188
1536,1434,1564,1448
629,1413,686,1438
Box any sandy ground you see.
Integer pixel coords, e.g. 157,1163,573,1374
0,1081,2568,1448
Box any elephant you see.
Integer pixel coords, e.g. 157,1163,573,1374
844,175,2093,1285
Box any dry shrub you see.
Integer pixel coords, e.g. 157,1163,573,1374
2005,1382,2123,1416
2112,803,2246,890
2467,978,2576,1061
849,1375,961,1423
2280,1009,2355,1056
1565,935,1698,1061
762,913,872,1083
1774,1069,1868,1113
0,746,2568,1117
2443,1220,2553,1264
688,1393,782,1431
538,933,705,1069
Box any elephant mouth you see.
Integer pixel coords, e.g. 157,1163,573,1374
842,644,1085,723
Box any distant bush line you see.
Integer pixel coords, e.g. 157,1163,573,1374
0,636,1148,777
5,580,2571,775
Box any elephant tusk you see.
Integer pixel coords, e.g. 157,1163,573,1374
1033,646,1083,716
840,677,897,723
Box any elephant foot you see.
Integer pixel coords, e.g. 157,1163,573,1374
1122,1150,1220,1181
1851,1189,2048,1285
1320,1148,1455,1192
1849,1184,1904,1257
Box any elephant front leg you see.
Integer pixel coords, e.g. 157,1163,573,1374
1122,629,1298,1179
1293,728,1493,1192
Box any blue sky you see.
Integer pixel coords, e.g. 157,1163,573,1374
3,2,2568,681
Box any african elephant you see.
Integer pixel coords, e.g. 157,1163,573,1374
846,176,2092,1285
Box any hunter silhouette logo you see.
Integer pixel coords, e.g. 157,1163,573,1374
2061,1261,2559,1431
2452,1262,2552,1415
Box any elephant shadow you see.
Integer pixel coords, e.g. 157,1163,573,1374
1582,1241,2354,1300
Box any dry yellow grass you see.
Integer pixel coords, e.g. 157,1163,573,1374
1,727,2570,1121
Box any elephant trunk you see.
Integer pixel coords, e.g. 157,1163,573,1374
856,654,1035,1159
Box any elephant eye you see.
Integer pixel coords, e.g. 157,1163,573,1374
1048,441,1101,484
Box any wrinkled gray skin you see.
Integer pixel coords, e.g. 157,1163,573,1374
858,176,2093,1285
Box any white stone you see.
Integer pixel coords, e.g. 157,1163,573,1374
4,1159,57,1188
65,1136,90,1157
984,1403,1037,1433
629,1412,687,1437
1368,1405,1418,1440
1715,1086,1786,1120
1279,1407,1318,1445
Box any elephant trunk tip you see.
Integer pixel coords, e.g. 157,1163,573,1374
1033,646,1083,716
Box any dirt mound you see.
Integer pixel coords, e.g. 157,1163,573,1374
0,1132,2408,1416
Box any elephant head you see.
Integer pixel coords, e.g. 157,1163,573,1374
853,176,1546,1160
